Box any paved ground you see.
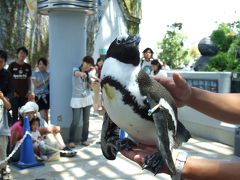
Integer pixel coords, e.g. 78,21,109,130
8,112,240,180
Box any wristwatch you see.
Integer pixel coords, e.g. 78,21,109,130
172,151,188,180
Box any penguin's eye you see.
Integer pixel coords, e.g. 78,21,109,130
116,39,121,44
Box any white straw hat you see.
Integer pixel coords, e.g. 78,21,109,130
19,101,39,115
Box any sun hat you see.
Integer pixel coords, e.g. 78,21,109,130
19,101,39,115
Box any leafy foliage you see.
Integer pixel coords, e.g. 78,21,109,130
207,22,240,71
207,52,228,71
188,46,201,60
157,23,188,68
210,23,235,52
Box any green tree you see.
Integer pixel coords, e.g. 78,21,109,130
210,23,235,52
0,0,48,65
207,22,240,72
157,23,188,68
188,46,201,60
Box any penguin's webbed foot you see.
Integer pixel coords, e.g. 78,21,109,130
102,134,120,160
116,138,136,151
102,137,136,160
143,152,165,175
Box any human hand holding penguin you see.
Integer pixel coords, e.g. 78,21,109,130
153,73,192,108
120,143,181,174
100,34,191,177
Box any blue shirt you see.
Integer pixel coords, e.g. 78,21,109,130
32,70,49,98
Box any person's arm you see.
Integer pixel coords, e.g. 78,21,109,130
74,70,87,78
186,87,240,124
32,76,45,88
32,71,49,88
90,68,100,82
11,131,19,146
27,65,35,100
182,157,240,180
121,146,240,180
39,126,60,135
155,73,240,124
0,91,11,110
6,71,14,101
39,127,51,134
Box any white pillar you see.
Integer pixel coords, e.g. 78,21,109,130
38,0,97,141
49,11,86,141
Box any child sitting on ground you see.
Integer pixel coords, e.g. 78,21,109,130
30,118,54,161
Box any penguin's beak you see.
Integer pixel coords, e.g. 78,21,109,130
125,35,141,47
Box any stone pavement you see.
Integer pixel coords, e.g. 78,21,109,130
8,112,240,180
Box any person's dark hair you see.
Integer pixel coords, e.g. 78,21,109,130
79,56,94,83
30,117,40,131
0,50,8,62
96,57,103,66
83,56,94,66
17,46,28,56
37,57,48,66
151,59,162,74
142,47,154,54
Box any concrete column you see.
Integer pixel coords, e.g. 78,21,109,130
48,11,86,141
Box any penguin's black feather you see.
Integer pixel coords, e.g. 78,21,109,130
101,76,152,121
106,36,141,66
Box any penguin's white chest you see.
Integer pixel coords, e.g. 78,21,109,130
102,83,157,145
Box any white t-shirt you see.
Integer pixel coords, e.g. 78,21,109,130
141,59,153,75
31,130,41,141
0,99,10,136
70,67,93,108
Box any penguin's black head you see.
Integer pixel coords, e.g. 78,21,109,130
106,35,141,66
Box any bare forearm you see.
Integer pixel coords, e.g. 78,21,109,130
39,127,51,134
182,158,240,180
33,79,44,88
186,87,240,124
1,96,11,110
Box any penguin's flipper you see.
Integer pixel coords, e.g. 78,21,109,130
174,120,191,148
100,112,120,160
146,94,176,175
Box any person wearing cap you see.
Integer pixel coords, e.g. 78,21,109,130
10,101,76,162
69,56,94,148
150,59,168,78
10,101,38,162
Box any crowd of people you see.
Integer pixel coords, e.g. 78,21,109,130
1,45,239,180
140,47,170,77
0,46,107,179
0,47,115,175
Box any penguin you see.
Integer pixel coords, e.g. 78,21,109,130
100,35,191,176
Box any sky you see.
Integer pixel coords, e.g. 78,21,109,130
139,0,240,57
